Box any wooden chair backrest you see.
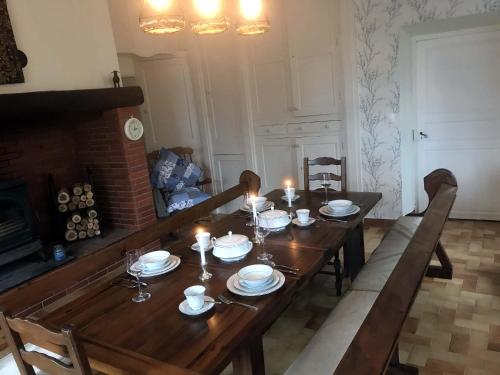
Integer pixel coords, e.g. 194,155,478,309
334,169,457,375
303,156,347,192
0,309,92,375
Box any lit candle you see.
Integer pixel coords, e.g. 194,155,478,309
285,180,292,207
250,194,258,223
195,228,209,266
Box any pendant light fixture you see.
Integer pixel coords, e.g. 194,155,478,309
139,0,185,34
191,0,229,35
236,0,270,36
138,0,270,36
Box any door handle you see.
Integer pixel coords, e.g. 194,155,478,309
419,132,428,139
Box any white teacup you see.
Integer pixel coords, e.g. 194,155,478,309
195,232,211,251
296,209,310,224
184,285,206,310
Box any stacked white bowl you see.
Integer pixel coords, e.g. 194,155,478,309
237,264,274,290
328,199,353,214
140,250,170,272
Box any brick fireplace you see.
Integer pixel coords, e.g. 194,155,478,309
0,87,157,305
0,89,155,243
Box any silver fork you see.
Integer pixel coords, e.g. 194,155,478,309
218,295,258,311
263,260,299,273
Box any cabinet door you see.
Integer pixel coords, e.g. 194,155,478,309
213,155,247,213
295,135,342,190
286,0,339,117
255,137,296,194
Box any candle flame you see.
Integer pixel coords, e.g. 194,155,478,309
147,0,173,12
239,0,263,20
193,0,222,19
285,180,291,187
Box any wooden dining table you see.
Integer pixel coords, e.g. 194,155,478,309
39,189,381,375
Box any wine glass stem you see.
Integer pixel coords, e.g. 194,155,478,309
325,188,328,203
136,273,143,296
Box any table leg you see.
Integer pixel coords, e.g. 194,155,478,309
343,221,366,282
333,255,342,296
233,336,265,375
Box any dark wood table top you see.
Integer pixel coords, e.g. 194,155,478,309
40,189,381,375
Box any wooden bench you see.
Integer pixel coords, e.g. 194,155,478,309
285,169,457,375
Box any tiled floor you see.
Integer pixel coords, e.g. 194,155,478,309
2,220,500,375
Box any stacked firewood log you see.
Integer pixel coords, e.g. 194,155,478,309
57,183,101,242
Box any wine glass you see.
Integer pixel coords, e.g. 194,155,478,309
321,173,331,205
126,250,151,303
255,219,272,261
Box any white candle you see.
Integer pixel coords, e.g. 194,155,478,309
285,180,292,207
250,194,258,223
195,230,210,266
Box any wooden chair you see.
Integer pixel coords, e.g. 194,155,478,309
303,156,347,192
0,309,92,375
147,147,212,191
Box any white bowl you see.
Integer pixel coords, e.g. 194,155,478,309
328,199,353,212
249,196,267,210
238,264,273,288
140,250,170,271
258,209,291,229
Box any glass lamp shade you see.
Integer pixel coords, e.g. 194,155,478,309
236,18,270,36
139,0,185,34
191,16,230,35
236,0,270,36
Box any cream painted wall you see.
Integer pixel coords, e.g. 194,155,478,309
0,0,119,94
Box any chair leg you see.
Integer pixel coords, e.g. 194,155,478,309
333,255,342,296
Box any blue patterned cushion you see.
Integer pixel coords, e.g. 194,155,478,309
151,148,203,192
167,187,211,214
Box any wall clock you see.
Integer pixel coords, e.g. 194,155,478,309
124,117,144,141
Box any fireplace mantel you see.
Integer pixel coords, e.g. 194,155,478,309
0,87,144,122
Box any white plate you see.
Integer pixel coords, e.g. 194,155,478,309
280,195,300,203
129,255,181,278
226,270,285,297
191,243,214,252
214,242,253,263
179,296,215,316
319,205,360,218
237,272,280,292
240,201,274,213
292,217,316,227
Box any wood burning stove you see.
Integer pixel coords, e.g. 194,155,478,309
0,180,42,266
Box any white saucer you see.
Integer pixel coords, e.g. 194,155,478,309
319,205,360,218
191,243,214,252
281,195,300,203
179,296,215,316
240,201,274,213
226,270,285,297
129,255,181,278
292,217,316,227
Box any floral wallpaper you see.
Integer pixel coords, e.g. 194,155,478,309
353,0,500,218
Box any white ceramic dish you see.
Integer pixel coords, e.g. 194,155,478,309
191,242,214,252
227,270,285,297
129,255,181,277
215,241,253,263
238,272,280,291
179,296,215,316
240,201,274,213
212,232,252,260
251,196,268,210
258,209,292,230
319,205,360,218
292,217,316,227
280,195,300,203
328,199,353,212
237,264,273,288
140,250,170,271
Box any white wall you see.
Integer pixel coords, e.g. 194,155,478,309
1,0,119,94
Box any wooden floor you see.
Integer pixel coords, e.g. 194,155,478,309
1,219,500,375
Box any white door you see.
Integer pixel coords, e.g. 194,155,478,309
295,135,342,190
255,137,296,194
416,27,500,219
135,56,200,154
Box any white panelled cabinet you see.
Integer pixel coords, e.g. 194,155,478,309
255,124,342,193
